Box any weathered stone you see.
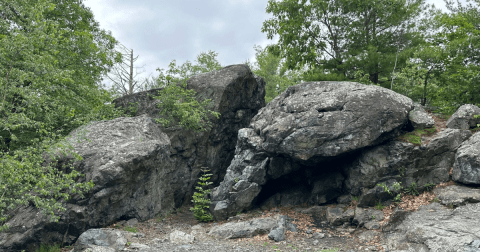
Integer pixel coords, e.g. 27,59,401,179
326,207,355,226
352,207,384,227
208,217,278,239
345,128,472,205
268,226,285,242
409,103,435,129
114,64,266,208
212,81,414,220
446,104,480,129
312,232,325,239
0,65,266,251
169,230,194,244
0,115,173,251
73,228,127,252
337,194,353,204
453,131,480,184
364,221,380,230
434,185,480,206
386,202,480,251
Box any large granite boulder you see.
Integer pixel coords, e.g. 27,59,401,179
446,104,480,129
344,128,472,206
0,115,174,251
211,81,415,220
453,131,480,184
113,64,265,207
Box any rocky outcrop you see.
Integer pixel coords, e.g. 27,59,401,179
453,131,480,184
113,64,265,207
434,185,480,207
0,65,265,251
344,128,472,206
446,104,480,129
408,103,435,129
0,115,174,251
384,202,480,252
211,81,416,220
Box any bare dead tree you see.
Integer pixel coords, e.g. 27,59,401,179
106,43,146,96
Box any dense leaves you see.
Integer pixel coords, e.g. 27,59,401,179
0,0,122,231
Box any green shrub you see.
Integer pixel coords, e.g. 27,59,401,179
398,127,437,145
35,243,61,252
405,182,419,196
124,226,138,233
190,168,213,222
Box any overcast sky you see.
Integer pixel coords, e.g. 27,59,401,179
83,0,453,83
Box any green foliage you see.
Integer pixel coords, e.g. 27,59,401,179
35,243,61,252
371,215,376,220
374,201,385,210
124,226,138,233
431,197,440,203
398,127,436,145
243,44,305,103
405,182,419,196
262,0,427,84
424,183,436,191
351,196,359,202
153,80,220,131
0,0,124,232
190,168,213,222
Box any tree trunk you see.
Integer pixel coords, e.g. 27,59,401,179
129,49,134,95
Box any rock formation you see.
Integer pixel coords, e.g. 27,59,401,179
113,64,265,207
453,131,480,184
0,64,265,251
446,104,480,129
211,81,418,220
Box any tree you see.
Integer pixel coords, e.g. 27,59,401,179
149,50,224,131
106,44,147,97
243,44,305,103
430,0,480,113
0,0,123,232
261,0,428,86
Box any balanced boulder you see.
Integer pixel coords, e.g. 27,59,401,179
211,81,415,220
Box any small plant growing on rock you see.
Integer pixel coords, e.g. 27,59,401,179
375,201,385,210
432,197,440,203
405,182,419,196
190,168,213,222
124,226,138,233
424,183,435,191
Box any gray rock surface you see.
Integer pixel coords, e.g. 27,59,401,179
352,207,384,227
326,207,355,226
409,103,435,129
434,185,480,206
0,64,266,252
385,202,480,252
453,131,480,184
345,128,471,205
114,64,266,207
0,115,174,251
446,104,480,129
73,228,128,251
208,217,278,239
212,81,414,220
169,230,194,244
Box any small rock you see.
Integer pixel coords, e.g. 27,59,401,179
312,232,325,239
268,226,285,242
364,221,380,230
169,230,194,244
312,240,319,246
133,232,145,238
306,229,313,234
129,243,150,249
126,218,138,226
